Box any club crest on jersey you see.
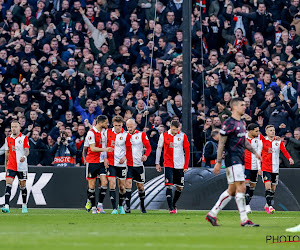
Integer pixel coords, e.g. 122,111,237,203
135,136,139,140
120,137,123,140
88,136,92,140
18,140,22,144
178,138,181,141
275,143,279,146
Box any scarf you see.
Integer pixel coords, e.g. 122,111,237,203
233,37,247,52
26,16,31,26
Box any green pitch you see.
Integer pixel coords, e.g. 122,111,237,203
0,210,299,249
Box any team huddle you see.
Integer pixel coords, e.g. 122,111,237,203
1,98,294,227
81,115,190,214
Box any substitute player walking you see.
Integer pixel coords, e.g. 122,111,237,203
206,98,261,227
85,115,113,214
2,121,30,213
257,125,294,214
125,119,151,213
244,123,264,214
104,116,128,215
155,120,190,214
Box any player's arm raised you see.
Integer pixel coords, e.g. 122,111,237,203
214,135,227,175
245,139,262,161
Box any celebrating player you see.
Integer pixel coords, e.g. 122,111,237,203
2,121,30,213
85,115,113,214
104,116,128,215
256,125,294,214
206,98,261,227
244,123,264,214
155,120,190,214
124,119,151,213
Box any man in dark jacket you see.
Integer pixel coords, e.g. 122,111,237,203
27,131,47,165
281,128,300,167
202,129,220,168
237,3,274,38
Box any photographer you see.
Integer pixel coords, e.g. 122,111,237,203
50,131,77,167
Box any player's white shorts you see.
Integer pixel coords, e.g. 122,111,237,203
226,164,245,184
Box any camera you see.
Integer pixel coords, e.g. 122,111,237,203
61,137,66,142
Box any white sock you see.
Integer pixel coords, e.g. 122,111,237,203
210,190,233,217
235,192,248,223
98,202,103,206
5,204,9,209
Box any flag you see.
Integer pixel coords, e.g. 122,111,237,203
196,0,206,13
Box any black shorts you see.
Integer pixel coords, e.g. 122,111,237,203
126,166,145,183
164,167,184,187
6,169,28,181
86,163,106,180
262,171,279,185
245,169,258,183
107,166,127,179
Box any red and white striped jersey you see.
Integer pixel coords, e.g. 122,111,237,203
5,133,30,171
245,133,264,170
156,130,190,169
105,128,127,167
125,130,151,167
257,137,292,173
85,127,106,163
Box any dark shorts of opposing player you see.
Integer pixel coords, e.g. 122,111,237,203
262,171,279,185
6,169,28,181
107,165,127,180
86,163,106,180
164,167,184,187
245,169,258,183
126,166,145,183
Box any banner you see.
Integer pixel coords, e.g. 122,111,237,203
0,167,299,211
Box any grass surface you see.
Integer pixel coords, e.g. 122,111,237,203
0,209,299,249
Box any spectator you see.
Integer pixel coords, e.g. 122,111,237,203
27,130,47,166
50,130,77,167
281,127,300,167
202,129,220,168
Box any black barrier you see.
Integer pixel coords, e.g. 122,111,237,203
0,167,299,211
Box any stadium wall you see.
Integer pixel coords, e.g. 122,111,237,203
0,167,299,211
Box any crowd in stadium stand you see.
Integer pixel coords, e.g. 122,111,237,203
0,0,299,167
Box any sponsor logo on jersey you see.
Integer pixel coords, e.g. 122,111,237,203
237,132,246,137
